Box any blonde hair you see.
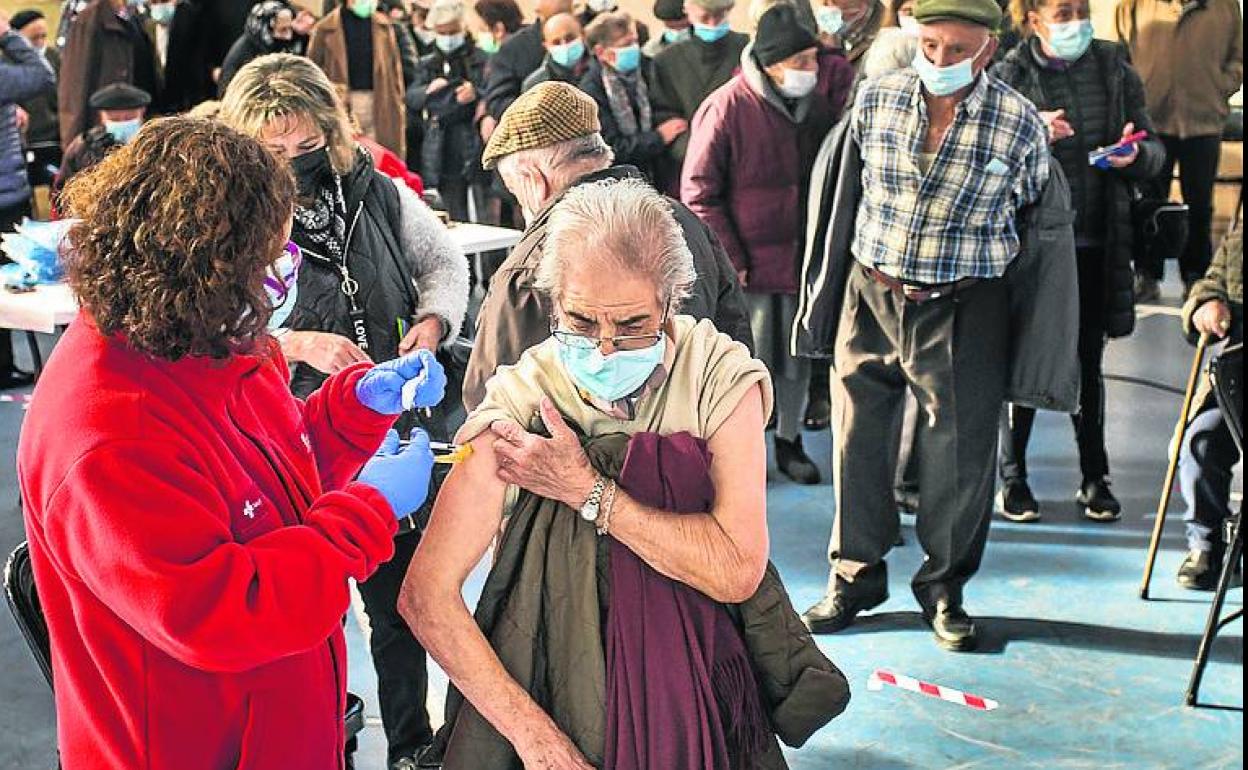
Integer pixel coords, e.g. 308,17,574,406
218,53,357,174
1008,0,1046,36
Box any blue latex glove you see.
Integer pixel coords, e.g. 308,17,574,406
355,348,447,415
358,429,435,519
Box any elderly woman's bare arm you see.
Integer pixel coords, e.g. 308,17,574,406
604,385,770,602
493,387,770,604
398,437,593,769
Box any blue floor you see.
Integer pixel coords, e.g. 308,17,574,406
0,281,1241,768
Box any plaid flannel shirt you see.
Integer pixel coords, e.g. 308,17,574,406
851,70,1050,285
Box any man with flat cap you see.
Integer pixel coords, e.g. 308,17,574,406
798,0,1051,651
462,80,752,412
643,0,692,59
53,83,150,206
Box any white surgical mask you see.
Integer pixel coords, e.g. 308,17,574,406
815,5,844,36
911,37,990,97
777,68,818,98
435,33,465,52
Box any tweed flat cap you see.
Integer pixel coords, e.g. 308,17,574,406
88,83,152,110
912,0,1002,28
482,82,601,169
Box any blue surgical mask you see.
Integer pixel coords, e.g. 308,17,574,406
550,39,585,68
264,242,302,330
149,2,176,25
435,33,465,52
612,43,642,73
693,21,730,44
911,38,990,97
1043,19,1093,62
815,6,844,36
103,118,142,144
663,27,691,44
559,334,666,402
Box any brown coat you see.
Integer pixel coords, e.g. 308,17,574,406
1116,0,1244,139
57,0,163,148
307,8,408,157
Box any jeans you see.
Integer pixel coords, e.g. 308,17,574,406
1144,134,1222,283
1179,329,1243,553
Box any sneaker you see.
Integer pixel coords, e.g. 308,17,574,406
1134,273,1161,303
997,480,1040,522
1077,477,1122,522
776,435,821,485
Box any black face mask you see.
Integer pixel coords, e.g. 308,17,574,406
290,146,333,196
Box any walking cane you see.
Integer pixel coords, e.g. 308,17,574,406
1140,332,1211,599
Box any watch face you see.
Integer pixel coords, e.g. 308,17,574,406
581,503,600,521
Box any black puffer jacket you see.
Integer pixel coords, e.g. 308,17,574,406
287,151,419,399
992,38,1165,339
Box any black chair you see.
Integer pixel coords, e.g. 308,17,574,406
4,542,368,753
1185,342,1244,706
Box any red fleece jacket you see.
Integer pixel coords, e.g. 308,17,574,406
17,315,399,770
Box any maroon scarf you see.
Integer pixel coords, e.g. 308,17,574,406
605,431,771,770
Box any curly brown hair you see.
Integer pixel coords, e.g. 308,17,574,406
60,116,296,361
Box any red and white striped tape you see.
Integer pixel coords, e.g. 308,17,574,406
0,394,33,404
868,669,998,711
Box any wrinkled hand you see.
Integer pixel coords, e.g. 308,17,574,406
282,331,372,375
1106,122,1139,168
398,315,444,355
355,349,446,415
514,722,595,770
479,114,498,142
657,118,689,145
1040,109,1074,144
455,81,477,105
1192,299,1232,338
358,429,435,519
427,77,451,95
490,398,596,508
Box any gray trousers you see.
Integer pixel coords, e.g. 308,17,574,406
829,264,1009,609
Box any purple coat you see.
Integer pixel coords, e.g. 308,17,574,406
681,47,839,295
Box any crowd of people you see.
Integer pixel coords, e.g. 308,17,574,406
0,0,1243,767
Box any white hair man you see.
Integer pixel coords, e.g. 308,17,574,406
463,80,752,411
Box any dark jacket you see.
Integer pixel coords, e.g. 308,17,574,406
578,59,667,180
411,41,489,188
483,20,544,120
682,47,836,296
57,0,163,148
793,116,1082,413
15,46,60,150
159,0,218,112
52,126,119,208
521,52,589,92
463,165,754,411
440,431,847,769
992,38,1165,338
218,1,310,97
1,31,54,210
287,151,421,398
649,31,749,164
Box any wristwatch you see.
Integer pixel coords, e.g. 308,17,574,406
579,476,608,523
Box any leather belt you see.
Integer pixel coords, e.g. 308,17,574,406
862,264,982,304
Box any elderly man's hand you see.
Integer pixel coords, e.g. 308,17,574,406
490,398,597,509
1193,299,1232,339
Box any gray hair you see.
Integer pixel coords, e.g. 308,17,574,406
536,178,696,314
495,133,614,192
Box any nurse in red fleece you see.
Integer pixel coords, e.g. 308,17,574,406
17,116,445,770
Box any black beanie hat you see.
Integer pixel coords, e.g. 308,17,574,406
653,0,685,22
754,5,818,67
9,10,45,31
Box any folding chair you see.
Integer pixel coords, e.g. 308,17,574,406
1185,342,1244,706
4,542,369,754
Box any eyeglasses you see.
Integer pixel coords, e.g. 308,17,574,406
551,309,667,352
263,240,303,305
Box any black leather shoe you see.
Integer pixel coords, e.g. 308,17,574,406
803,396,831,430
801,585,888,633
776,435,821,485
924,600,978,652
